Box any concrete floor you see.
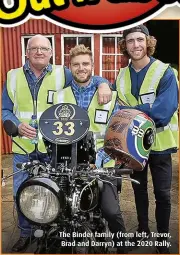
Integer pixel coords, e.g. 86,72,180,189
1,153,179,254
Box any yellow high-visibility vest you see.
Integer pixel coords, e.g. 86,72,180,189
7,65,65,153
116,60,178,151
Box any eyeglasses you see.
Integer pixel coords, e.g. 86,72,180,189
27,47,52,53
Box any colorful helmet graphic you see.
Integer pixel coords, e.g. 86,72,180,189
104,109,156,171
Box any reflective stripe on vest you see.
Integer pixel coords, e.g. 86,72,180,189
7,66,65,154
139,60,169,95
116,67,137,106
116,60,179,151
54,86,117,167
156,124,178,133
172,68,179,88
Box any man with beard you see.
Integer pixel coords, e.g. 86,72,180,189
115,25,178,254
54,44,149,253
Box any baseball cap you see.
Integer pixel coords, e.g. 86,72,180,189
123,25,149,39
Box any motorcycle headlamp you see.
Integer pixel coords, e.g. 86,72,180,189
16,178,64,224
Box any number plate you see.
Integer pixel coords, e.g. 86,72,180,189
39,103,90,145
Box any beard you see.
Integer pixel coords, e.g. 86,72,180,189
73,72,92,84
128,49,147,61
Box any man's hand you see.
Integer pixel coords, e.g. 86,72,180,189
97,83,112,105
18,123,37,139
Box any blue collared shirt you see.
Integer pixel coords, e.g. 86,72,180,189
71,79,98,110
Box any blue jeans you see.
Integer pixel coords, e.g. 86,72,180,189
131,154,172,236
13,152,50,237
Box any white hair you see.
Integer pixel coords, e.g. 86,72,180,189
26,34,52,50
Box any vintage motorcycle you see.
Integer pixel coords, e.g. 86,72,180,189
3,103,156,254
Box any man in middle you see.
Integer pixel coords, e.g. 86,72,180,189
54,44,149,253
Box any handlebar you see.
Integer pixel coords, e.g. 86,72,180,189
16,162,133,176
96,167,133,175
114,168,133,175
74,167,139,185
16,160,42,170
2,162,139,185
1,160,46,184
75,167,133,176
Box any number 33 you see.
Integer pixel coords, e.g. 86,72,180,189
52,122,75,136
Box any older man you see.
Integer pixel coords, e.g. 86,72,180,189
2,34,112,252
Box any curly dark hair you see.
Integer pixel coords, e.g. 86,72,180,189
119,36,157,58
